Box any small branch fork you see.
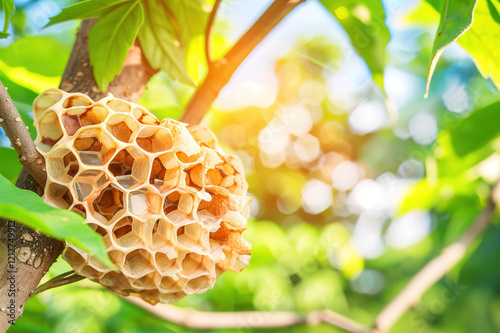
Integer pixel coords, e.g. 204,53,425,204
0,80,46,187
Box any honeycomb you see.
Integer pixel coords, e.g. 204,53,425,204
32,89,252,304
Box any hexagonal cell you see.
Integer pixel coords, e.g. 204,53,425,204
149,158,166,187
46,182,73,209
36,111,63,152
154,252,180,275
159,276,185,293
74,170,107,201
176,222,208,253
152,218,175,251
46,148,79,183
73,128,116,166
33,89,63,121
107,99,131,113
132,272,160,290
127,187,162,216
184,274,215,294
109,147,148,190
132,107,159,125
179,253,213,279
123,249,155,277
62,94,93,108
93,184,124,221
106,114,139,143
62,246,86,270
62,105,109,136
112,216,142,248
136,126,173,153
100,271,132,289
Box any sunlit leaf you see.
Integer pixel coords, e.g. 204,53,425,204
424,0,478,97
458,0,500,88
166,0,208,48
1,36,71,77
319,0,390,88
447,99,500,157
45,0,132,27
138,0,195,85
1,0,14,33
0,174,114,268
88,0,144,91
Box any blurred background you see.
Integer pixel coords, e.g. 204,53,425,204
2,0,500,332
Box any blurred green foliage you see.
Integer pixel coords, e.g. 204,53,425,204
3,0,500,332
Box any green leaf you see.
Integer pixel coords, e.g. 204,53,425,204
448,99,500,157
44,0,132,27
319,0,390,89
424,0,478,97
88,0,144,91
457,0,500,88
138,0,194,85
0,31,9,38
1,0,14,33
0,148,22,184
0,174,114,268
166,0,208,48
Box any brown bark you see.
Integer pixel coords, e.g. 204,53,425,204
0,19,153,332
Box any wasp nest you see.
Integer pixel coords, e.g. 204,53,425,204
33,89,252,304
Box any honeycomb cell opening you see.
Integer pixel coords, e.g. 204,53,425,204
152,219,174,251
73,128,116,166
46,148,79,183
107,99,131,113
123,249,155,277
46,182,73,209
93,184,125,221
37,111,63,151
136,126,174,153
128,187,162,216
33,89,63,120
112,216,142,248
132,107,159,125
74,170,107,201
107,114,139,143
62,94,93,109
181,253,212,279
185,275,213,294
109,147,148,190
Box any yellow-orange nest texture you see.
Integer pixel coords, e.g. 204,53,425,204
33,89,252,304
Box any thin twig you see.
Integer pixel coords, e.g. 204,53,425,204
0,80,46,187
33,271,85,296
204,0,221,65
373,198,496,332
182,0,306,125
124,297,370,333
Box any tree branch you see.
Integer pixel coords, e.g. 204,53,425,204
204,0,221,65
373,198,496,333
125,297,370,333
181,0,306,125
0,81,46,187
